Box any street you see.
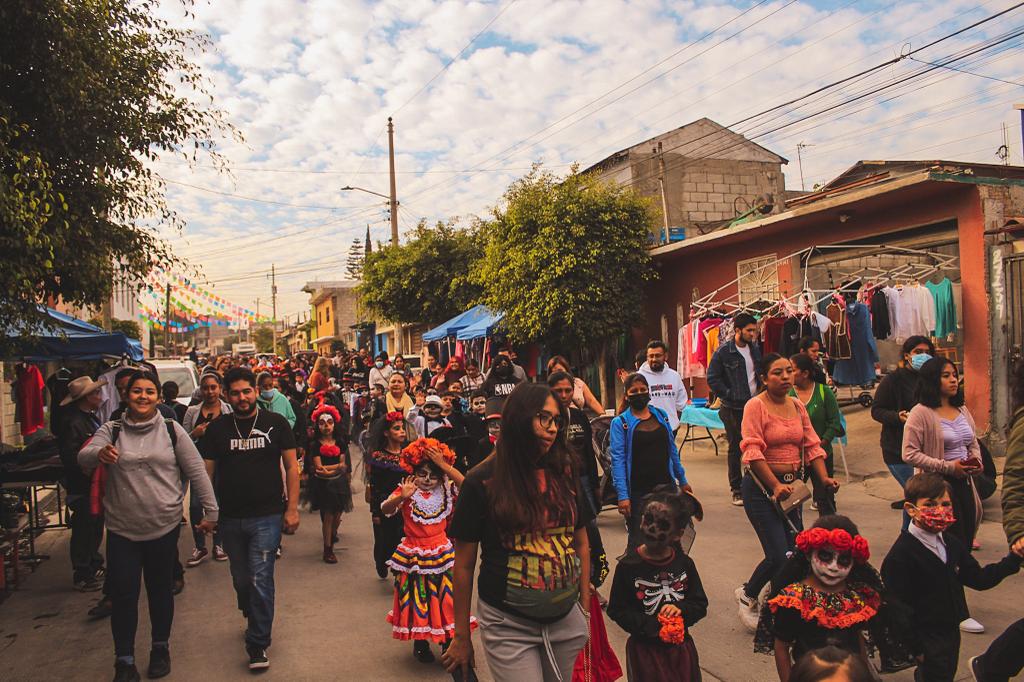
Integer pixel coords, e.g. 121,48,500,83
0,408,1018,681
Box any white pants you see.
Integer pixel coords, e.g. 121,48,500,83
477,599,589,682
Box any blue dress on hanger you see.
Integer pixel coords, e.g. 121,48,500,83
831,302,878,386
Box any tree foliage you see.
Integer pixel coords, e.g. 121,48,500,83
346,238,365,280
252,326,275,354
0,0,235,333
359,220,485,325
89,317,142,341
475,166,656,349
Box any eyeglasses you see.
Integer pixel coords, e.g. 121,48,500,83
535,412,565,430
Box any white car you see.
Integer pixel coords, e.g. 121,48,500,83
150,359,200,407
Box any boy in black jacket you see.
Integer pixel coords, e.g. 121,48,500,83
881,473,1021,682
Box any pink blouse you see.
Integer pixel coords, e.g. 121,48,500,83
740,396,825,466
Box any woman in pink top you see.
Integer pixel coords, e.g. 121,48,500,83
734,353,839,633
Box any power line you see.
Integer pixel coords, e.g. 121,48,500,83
163,178,370,210
907,55,1024,87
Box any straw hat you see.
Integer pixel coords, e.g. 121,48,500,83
60,376,108,406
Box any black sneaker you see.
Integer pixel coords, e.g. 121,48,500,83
75,576,103,592
247,645,269,671
375,561,389,580
113,661,140,682
413,640,435,664
172,577,184,596
146,648,170,679
89,596,113,619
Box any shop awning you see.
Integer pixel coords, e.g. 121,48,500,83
456,310,504,340
422,305,493,342
5,307,144,361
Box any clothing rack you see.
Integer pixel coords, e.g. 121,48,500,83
689,244,959,320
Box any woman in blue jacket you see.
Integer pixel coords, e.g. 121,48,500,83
611,373,691,551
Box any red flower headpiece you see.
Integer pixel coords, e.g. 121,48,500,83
385,411,405,423
795,527,870,563
311,403,341,424
399,437,456,474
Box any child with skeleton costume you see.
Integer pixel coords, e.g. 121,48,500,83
607,485,707,681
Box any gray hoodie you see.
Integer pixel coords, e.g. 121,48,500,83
79,412,218,541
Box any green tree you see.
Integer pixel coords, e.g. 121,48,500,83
475,166,657,404
252,326,275,354
0,0,235,333
359,220,484,325
89,317,142,340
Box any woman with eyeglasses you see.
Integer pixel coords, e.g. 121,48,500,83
445,383,592,682
609,372,690,552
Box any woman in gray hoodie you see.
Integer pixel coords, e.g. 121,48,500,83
80,370,218,682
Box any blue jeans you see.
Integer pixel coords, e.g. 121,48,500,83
741,472,802,600
888,463,914,531
219,515,282,649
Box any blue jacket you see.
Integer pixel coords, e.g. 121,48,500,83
707,340,762,410
609,406,687,502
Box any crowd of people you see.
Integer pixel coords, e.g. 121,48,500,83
49,338,1024,682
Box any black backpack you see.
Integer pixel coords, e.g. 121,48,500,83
109,418,178,448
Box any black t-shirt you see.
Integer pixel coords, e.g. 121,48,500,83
630,422,672,496
567,407,598,485
607,547,708,641
449,459,593,623
486,380,519,398
199,409,296,518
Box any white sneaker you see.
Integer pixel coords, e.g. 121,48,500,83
213,545,228,562
735,586,760,633
960,617,985,634
186,547,208,567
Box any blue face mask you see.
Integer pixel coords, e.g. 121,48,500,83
909,353,932,371
260,389,275,400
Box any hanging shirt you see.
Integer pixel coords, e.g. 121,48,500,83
15,365,45,436
870,289,891,340
893,284,936,340
96,366,124,424
925,277,957,338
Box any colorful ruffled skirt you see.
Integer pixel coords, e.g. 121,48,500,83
385,537,474,642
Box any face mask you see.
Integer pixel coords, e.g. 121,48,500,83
627,393,651,410
495,364,512,377
912,504,955,533
909,353,932,371
810,547,853,587
260,390,274,400
375,361,384,369
640,503,675,548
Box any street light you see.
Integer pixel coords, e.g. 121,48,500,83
340,185,392,201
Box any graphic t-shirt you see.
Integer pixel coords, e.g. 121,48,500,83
486,380,519,398
607,547,707,641
449,459,592,623
199,409,296,518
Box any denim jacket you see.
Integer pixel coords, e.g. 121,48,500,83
609,406,687,502
707,340,762,410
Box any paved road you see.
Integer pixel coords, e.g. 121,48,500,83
0,408,1019,680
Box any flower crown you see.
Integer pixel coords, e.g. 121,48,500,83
311,403,341,424
399,437,456,474
795,527,870,563
385,411,405,423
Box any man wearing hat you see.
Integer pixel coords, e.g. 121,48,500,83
57,376,108,592
413,395,451,439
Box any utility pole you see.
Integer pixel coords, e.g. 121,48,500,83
796,142,812,191
270,264,279,356
387,117,402,354
655,142,670,244
164,284,171,358
1015,104,1024,160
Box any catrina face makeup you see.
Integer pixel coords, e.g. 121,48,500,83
810,545,853,587
639,502,677,548
413,465,440,491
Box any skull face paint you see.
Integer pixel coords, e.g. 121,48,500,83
640,502,676,549
810,546,853,587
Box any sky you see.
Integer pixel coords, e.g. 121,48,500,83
152,0,1024,320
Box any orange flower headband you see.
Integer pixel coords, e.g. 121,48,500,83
385,411,405,423
795,527,870,563
399,437,456,474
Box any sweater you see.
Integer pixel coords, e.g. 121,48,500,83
1002,407,1024,547
789,383,842,457
256,389,296,428
182,400,232,435
637,362,688,431
870,367,919,465
607,548,707,641
740,396,826,466
79,412,218,541
901,404,980,476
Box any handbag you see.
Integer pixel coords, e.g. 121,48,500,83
572,593,623,682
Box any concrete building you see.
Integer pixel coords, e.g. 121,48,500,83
584,118,787,243
640,160,1024,447
302,280,360,354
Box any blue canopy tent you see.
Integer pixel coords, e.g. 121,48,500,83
421,304,493,342
5,307,144,361
456,309,503,340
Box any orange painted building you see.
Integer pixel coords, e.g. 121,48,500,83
640,161,1024,443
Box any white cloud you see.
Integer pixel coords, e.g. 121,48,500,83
152,0,1024,316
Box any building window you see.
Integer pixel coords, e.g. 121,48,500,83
326,307,330,323
737,254,779,305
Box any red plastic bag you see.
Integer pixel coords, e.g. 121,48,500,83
573,593,623,682
89,464,107,516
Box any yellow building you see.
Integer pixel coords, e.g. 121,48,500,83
302,280,359,355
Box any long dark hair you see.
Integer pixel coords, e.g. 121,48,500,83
617,372,649,414
490,383,577,532
915,356,964,408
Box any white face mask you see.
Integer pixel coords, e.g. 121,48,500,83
810,547,853,587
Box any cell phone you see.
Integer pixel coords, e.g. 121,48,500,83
451,667,480,682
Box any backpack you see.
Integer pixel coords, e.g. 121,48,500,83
90,418,179,516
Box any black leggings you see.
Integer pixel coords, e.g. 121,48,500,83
107,526,180,658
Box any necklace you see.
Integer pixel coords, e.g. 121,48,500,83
233,408,259,441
